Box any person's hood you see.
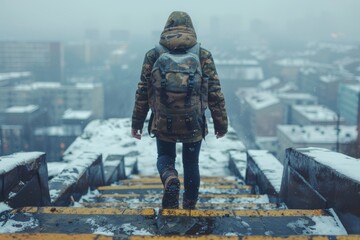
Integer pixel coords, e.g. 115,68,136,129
159,11,197,51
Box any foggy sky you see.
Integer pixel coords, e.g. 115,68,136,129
1,0,360,42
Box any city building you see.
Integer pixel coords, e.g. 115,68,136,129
0,41,64,82
277,125,358,163
290,105,344,126
242,92,283,139
215,59,264,89
337,83,360,125
0,105,46,155
0,72,33,87
33,125,82,161
277,92,318,124
62,109,93,130
0,82,104,125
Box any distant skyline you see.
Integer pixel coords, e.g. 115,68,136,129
1,0,360,42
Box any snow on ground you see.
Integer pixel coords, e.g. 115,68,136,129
297,147,360,182
0,152,44,174
61,118,246,177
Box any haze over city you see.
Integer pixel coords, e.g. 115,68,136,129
1,0,360,42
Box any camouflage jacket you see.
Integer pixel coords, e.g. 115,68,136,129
131,11,228,143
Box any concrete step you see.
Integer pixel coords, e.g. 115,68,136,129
129,236,358,240
0,234,358,240
80,202,286,210
0,207,347,236
94,193,271,205
118,176,244,186
97,184,254,195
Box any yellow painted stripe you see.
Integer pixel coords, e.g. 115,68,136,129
0,234,111,240
242,237,329,240
120,177,240,184
12,207,155,216
97,193,262,199
337,237,360,240
161,209,235,217
160,209,326,217
81,202,277,209
98,185,251,191
235,209,326,217
130,236,238,240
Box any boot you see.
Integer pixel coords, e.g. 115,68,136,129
161,170,180,209
182,194,197,210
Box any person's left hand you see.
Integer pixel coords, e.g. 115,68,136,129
131,128,142,140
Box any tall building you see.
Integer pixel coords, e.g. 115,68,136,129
0,105,46,155
338,83,360,125
0,82,104,125
0,41,64,82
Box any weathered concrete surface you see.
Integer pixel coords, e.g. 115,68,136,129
280,148,360,234
104,154,126,185
0,152,50,208
0,207,347,236
48,152,104,206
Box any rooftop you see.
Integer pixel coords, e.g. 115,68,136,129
245,92,280,110
258,77,280,90
0,72,31,81
277,92,317,101
5,105,39,113
62,109,92,120
277,125,357,144
292,105,340,122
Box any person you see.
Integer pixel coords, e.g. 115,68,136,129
131,11,228,209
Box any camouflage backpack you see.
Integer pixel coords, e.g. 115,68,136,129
148,43,208,141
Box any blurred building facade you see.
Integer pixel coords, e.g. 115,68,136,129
0,41,64,82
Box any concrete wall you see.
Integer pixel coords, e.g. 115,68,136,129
0,152,50,208
280,148,360,234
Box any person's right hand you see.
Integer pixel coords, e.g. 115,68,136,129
131,128,142,140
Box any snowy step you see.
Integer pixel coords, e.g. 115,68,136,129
97,185,253,195
118,176,244,186
0,234,357,240
80,202,285,210
0,207,347,236
95,193,271,205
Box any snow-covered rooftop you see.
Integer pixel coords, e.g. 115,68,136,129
258,77,280,90
34,126,82,136
14,82,61,91
297,147,360,182
5,105,39,113
343,83,360,93
0,72,31,81
62,109,92,120
215,59,260,66
63,118,245,177
277,125,357,144
277,92,317,101
292,105,340,122
245,92,280,110
320,75,338,83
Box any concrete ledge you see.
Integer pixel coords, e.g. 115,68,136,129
0,152,50,208
48,152,104,206
245,150,283,203
280,147,360,234
104,154,126,185
228,151,247,180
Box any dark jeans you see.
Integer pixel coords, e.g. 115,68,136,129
156,138,202,201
